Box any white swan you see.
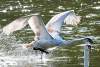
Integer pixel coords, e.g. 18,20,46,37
2,11,93,53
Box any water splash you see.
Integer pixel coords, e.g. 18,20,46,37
0,31,48,67
0,33,17,54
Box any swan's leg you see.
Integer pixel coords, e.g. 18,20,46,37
40,51,43,59
21,41,49,54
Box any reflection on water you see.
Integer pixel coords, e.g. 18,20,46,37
0,0,100,67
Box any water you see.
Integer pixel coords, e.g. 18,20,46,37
0,0,100,67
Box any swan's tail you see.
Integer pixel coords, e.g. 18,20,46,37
2,17,28,35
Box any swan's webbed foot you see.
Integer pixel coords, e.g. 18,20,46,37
33,47,49,54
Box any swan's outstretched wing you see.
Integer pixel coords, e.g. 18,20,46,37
28,14,53,40
46,11,81,40
3,17,28,35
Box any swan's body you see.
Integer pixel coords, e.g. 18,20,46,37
2,11,92,53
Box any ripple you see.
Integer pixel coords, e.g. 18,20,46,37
57,6,65,10
92,6,100,9
86,13,97,18
95,21,100,25
0,9,7,13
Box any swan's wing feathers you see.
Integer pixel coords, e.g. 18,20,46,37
64,12,81,26
28,15,53,40
46,11,81,39
2,14,53,40
3,17,28,35
46,11,72,33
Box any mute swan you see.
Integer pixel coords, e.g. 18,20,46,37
2,11,93,54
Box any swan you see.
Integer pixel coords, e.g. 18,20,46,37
2,11,93,54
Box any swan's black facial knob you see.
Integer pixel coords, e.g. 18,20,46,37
85,38,93,44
